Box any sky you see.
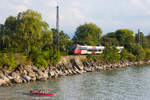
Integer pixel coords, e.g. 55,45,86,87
0,0,150,37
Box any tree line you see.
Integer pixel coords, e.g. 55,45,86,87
0,9,150,69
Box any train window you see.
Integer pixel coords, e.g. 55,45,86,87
88,49,97,51
98,49,102,52
78,47,87,50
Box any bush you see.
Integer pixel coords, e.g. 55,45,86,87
126,53,136,61
144,48,150,60
87,54,95,61
0,53,18,70
14,53,27,65
103,46,120,63
120,49,128,60
49,48,61,65
130,44,145,61
33,56,48,68
29,48,49,67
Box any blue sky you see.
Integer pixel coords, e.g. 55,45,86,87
0,0,150,37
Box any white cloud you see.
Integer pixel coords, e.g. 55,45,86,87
47,0,57,8
9,4,27,13
131,0,150,16
15,0,29,5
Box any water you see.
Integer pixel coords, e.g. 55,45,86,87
1,65,150,100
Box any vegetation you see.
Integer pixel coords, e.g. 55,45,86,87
0,9,70,69
0,9,150,69
73,23,102,45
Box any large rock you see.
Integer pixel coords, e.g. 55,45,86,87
12,78,22,83
0,79,6,86
21,75,31,82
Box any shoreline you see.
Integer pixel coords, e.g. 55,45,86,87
0,55,150,87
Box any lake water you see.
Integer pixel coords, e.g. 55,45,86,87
1,65,150,100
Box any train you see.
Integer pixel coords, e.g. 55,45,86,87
72,44,124,55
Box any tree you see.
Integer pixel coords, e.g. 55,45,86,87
135,32,149,48
103,46,120,63
101,32,119,46
0,9,53,53
52,28,72,54
115,29,135,48
73,23,102,45
130,44,145,61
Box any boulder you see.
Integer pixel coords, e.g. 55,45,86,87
0,79,6,86
21,75,31,82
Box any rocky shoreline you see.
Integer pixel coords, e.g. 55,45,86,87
0,55,150,87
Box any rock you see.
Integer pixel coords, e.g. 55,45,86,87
0,71,5,79
11,72,19,78
0,79,6,86
50,70,55,77
12,78,22,83
21,75,31,82
31,76,36,81
28,71,35,78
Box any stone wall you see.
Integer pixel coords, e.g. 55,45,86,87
0,55,150,87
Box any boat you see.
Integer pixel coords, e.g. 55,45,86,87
23,92,54,96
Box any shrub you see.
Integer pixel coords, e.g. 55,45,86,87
33,56,48,68
126,53,136,61
14,53,27,65
87,54,95,61
144,48,150,60
130,44,145,61
103,46,120,63
49,48,61,65
0,53,18,70
29,48,49,67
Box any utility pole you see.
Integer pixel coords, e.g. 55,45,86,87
98,32,101,46
138,29,141,45
56,5,59,49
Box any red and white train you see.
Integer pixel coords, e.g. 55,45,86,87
72,44,124,55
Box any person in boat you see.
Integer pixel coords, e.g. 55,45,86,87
39,90,45,93
30,90,33,93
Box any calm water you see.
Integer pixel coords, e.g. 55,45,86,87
1,65,150,100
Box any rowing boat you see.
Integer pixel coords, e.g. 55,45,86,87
23,92,54,96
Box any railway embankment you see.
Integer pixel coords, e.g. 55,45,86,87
0,55,150,87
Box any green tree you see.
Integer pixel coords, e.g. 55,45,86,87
135,32,149,48
52,28,71,54
101,32,119,46
120,49,136,61
103,46,120,63
73,23,102,45
130,44,145,61
0,9,53,53
144,48,150,60
115,29,135,49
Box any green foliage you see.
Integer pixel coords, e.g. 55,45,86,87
135,32,149,48
87,54,96,61
49,47,61,65
126,53,136,61
52,29,72,54
115,29,135,47
101,32,119,46
144,48,150,60
103,47,120,63
73,23,102,45
120,49,129,60
120,49,136,61
29,49,48,67
0,9,53,53
130,44,145,61
0,53,18,70
14,53,27,65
